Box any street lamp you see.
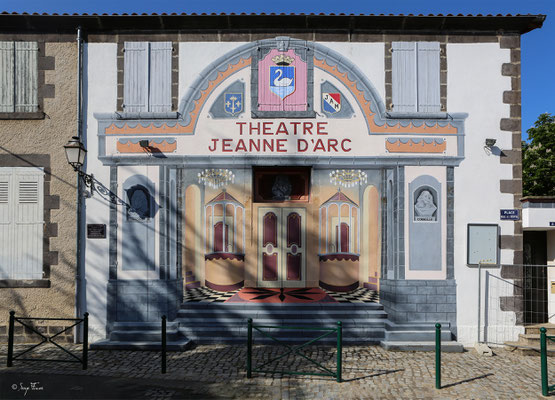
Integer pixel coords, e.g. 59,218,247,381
64,136,96,195
64,136,129,206
64,136,87,171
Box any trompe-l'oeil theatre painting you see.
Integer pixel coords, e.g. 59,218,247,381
95,37,467,293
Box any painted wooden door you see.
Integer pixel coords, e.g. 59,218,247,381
258,207,306,288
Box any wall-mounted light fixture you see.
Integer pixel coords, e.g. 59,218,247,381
485,138,497,148
64,136,127,206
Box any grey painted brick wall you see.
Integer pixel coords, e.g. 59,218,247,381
380,279,457,336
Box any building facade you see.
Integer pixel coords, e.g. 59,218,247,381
0,13,545,346
0,26,79,342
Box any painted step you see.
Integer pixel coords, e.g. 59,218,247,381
112,322,179,330
385,321,451,331
178,328,385,344
110,329,181,342
384,330,452,342
177,309,388,320
380,341,464,353
180,302,384,311
177,317,387,327
180,335,383,345
90,339,192,351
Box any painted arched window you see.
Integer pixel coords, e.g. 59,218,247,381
204,191,245,256
319,190,360,258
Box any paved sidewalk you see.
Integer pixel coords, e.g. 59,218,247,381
0,343,551,399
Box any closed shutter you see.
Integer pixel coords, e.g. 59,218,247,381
0,168,43,279
0,171,12,278
14,169,43,279
15,42,39,112
149,42,172,112
417,42,441,112
392,42,417,112
123,42,149,112
0,42,15,112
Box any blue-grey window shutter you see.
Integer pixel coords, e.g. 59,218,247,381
416,42,441,112
0,170,12,278
14,42,38,112
0,41,15,112
123,42,149,112
392,42,417,112
15,169,43,279
148,42,172,112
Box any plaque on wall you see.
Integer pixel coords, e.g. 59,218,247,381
87,224,106,239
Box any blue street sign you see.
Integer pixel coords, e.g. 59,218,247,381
500,209,520,220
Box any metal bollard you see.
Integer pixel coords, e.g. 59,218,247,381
336,321,342,383
435,323,441,389
161,315,167,374
541,327,548,396
7,311,15,367
247,318,252,378
82,312,89,370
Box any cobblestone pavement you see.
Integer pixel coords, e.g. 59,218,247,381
0,343,552,399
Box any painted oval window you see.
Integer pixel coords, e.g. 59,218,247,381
127,185,150,221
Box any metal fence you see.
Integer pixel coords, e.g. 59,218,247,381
477,264,552,346
246,318,343,382
6,311,89,370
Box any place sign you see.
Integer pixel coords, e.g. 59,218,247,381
87,224,106,239
500,209,520,221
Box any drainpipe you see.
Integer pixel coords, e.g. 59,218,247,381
75,26,85,343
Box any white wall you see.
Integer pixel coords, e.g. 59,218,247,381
448,43,522,345
83,43,117,342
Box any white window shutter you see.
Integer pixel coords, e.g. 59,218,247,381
149,42,172,112
0,171,12,278
392,42,417,112
14,169,43,279
0,41,15,113
417,42,441,112
15,42,39,112
123,42,149,112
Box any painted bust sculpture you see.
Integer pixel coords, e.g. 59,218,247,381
414,190,437,220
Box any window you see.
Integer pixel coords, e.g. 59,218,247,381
391,42,440,113
204,191,245,256
0,41,39,113
123,42,172,112
0,167,44,279
319,190,360,259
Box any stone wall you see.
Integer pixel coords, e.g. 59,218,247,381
380,279,457,334
0,41,78,343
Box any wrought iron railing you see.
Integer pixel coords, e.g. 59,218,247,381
6,311,89,370
246,318,342,382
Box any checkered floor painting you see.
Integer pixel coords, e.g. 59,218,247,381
183,286,379,303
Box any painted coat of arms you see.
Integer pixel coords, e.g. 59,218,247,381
322,93,341,114
258,49,307,112
224,93,243,116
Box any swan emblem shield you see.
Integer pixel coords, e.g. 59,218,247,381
270,66,295,99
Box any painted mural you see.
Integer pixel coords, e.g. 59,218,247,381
95,36,467,304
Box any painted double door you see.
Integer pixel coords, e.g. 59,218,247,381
258,207,306,287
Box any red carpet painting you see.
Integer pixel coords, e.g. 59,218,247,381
225,287,337,303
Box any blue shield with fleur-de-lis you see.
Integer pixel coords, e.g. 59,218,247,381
224,93,243,116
